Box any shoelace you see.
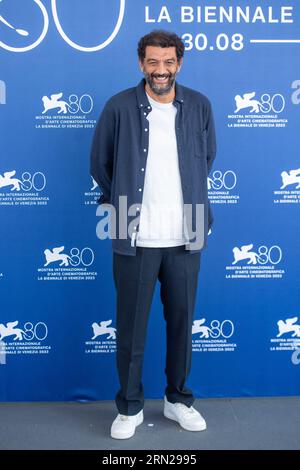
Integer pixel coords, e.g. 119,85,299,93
175,403,197,417
118,414,130,421
118,413,141,422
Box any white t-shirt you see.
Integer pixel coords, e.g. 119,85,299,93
136,92,187,248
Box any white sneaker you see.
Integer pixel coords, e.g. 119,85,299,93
110,409,144,439
163,396,206,431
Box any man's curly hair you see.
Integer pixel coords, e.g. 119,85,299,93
137,29,185,63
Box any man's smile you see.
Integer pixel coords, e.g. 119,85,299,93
153,75,170,84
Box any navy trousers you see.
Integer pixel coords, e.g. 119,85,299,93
113,244,201,416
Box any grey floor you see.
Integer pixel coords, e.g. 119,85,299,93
0,397,299,450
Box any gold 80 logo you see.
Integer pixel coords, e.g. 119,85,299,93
0,0,125,52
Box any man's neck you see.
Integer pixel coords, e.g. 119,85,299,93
145,82,175,104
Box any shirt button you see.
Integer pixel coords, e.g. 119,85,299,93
143,148,147,152
138,188,142,192
140,104,143,107
141,168,145,171
147,106,151,109
137,207,140,211
144,128,148,132
143,112,147,116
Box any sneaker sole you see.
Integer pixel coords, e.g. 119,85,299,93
163,409,207,432
111,413,144,439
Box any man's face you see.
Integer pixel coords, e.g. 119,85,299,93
139,46,182,96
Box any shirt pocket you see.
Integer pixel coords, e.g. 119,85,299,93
193,129,207,159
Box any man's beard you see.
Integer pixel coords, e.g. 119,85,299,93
143,71,177,96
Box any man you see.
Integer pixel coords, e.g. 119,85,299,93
90,30,217,439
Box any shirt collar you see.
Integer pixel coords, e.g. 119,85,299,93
136,78,184,109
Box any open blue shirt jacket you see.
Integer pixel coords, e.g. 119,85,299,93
90,78,217,256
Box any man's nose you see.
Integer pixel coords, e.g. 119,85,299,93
156,63,168,75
